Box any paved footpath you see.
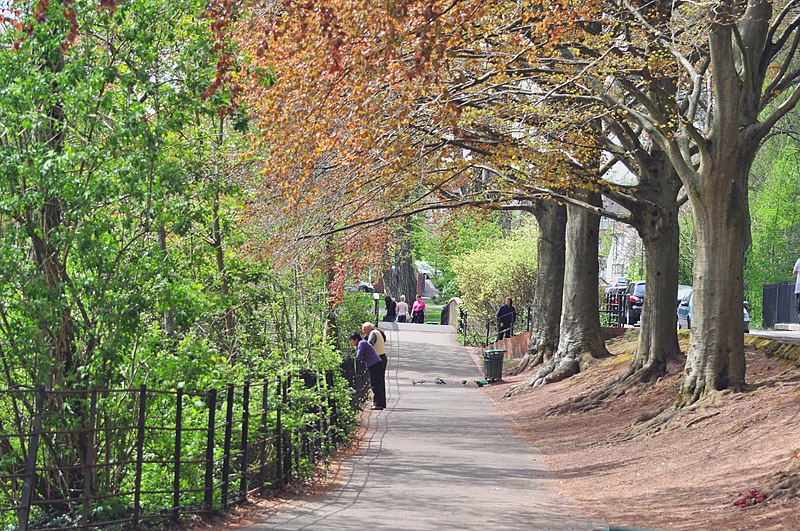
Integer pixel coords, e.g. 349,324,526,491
245,323,606,531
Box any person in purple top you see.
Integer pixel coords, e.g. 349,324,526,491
349,331,386,410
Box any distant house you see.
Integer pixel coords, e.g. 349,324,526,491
599,196,643,285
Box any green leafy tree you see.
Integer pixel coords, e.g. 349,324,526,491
452,225,538,321
746,142,800,325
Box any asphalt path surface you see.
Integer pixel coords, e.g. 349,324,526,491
244,323,605,531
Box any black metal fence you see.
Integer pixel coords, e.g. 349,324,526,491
763,281,797,328
457,307,532,347
600,288,626,327
0,363,369,530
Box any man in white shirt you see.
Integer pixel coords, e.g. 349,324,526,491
362,322,386,358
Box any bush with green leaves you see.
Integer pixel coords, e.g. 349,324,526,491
452,225,538,320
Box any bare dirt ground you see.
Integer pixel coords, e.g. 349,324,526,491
479,332,800,530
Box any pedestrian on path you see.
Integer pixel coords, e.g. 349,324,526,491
362,322,388,371
411,294,426,324
349,331,386,410
793,258,800,320
496,296,517,341
384,294,397,322
396,295,409,322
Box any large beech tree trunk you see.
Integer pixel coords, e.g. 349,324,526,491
679,161,751,404
513,199,566,374
627,207,681,379
622,151,683,381
675,15,766,404
513,192,608,390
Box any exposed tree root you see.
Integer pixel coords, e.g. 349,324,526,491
762,472,800,503
546,362,676,415
504,359,555,397
618,389,732,441
508,350,541,376
504,348,604,398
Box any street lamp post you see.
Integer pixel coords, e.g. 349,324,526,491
373,292,380,324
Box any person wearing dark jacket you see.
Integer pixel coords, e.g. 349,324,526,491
384,294,397,322
349,331,386,410
495,296,517,341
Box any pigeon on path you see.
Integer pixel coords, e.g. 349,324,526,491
434,377,446,385
412,379,427,386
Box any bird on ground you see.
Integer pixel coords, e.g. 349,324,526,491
434,377,446,385
412,379,427,386
474,379,488,387
461,380,467,385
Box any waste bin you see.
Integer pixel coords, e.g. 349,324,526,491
483,349,505,382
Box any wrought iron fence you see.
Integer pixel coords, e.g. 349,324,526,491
457,307,532,347
599,288,625,327
0,364,369,530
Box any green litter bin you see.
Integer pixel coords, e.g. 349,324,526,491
483,349,505,382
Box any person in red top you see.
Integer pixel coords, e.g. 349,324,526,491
411,294,426,324
349,331,386,410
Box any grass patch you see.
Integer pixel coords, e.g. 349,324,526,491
425,308,442,324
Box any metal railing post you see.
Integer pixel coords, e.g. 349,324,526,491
173,388,183,521
204,389,217,512
82,388,98,530
134,385,147,529
221,385,235,509
20,386,45,530
240,381,250,500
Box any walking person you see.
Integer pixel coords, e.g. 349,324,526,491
793,258,800,320
384,294,397,322
396,295,409,323
411,294,426,324
349,331,386,410
496,296,517,341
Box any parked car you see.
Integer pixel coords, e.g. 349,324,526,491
676,288,750,333
415,261,441,279
604,276,629,296
621,280,646,325
344,281,375,293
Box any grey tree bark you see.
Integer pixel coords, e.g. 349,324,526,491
509,192,609,393
383,220,418,305
609,146,684,382
512,199,566,374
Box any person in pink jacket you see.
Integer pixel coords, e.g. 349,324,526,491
411,294,426,324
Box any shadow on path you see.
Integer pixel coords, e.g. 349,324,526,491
242,324,606,530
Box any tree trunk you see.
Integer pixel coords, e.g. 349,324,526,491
212,191,236,359
157,226,175,337
514,199,566,373
679,162,750,404
626,206,682,380
383,220,417,304
518,192,609,388
623,151,684,380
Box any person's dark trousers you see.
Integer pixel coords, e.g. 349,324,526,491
796,293,800,320
397,315,407,323
368,361,387,408
496,326,512,342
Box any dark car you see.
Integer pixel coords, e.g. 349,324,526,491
677,288,750,333
621,280,646,325
344,281,375,293
604,276,629,296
